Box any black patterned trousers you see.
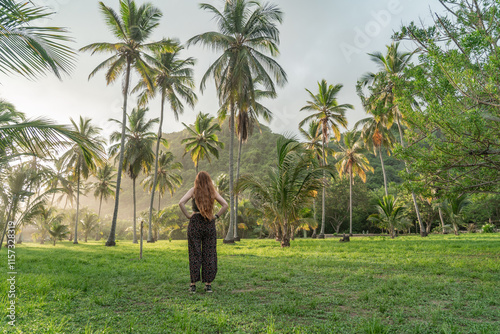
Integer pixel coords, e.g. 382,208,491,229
187,213,218,283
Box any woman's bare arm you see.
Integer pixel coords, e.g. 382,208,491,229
178,187,194,219
214,191,229,217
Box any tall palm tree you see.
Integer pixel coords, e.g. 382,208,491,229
142,150,183,212
109,107,158,244
0,0,75,79
81,0,172,246
91,161,117,221
299,79,353,238
187,0,287,244
235,136,331,247
299,120,327,238
60,117,104,244
335,131,374,236
135,43,197,242
355,109,395,196
361,42,426,236
181,112,224,174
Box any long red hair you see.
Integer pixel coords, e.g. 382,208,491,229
193,171,216,220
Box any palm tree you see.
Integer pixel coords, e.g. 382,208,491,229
134,43,197,243
355,109,395,197
368,195,405,238
0,0,75,79
48,221,70,246
361,42,426,236
299,120,327,238
109,107,158,244
142,151,182,212
60,117,104,244
31,205,65,244
442,195,470,236
81,0,172,247
335,131,374,236
235,136,331,247
91,162,116,221
181,112,224,174
187,0,287,244
299,79,353,238
80,209,100,242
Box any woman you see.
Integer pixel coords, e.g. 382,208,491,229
179,171,228,293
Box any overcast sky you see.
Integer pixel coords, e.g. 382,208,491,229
2,0,442,141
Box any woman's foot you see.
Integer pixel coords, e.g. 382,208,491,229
204,284,213,293
189,284,196,294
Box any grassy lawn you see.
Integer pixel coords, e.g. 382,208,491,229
1,234,499,333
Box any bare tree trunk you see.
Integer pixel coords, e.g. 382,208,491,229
224,101,235,244
107,59,131,247
73,163,80,244
349,168,353,236
148,92,166,243
438,207,445,234
234,137,243,241
133,177,138,244
379,146,388,197
319,140,326,239
396,118,426,237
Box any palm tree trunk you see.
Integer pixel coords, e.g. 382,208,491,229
438,207,445,234
147,91,166,243
224,101,235,244
195,158,199,175
234,136,243,241
312,197,317,238
349,168,353,236
106,59,131,246
73,163,80,244
319,139,326,239
396,118,426,237
158,192,161,212
96,194,103,241
0,200,16,249
379,146,388,197
133,177,138,244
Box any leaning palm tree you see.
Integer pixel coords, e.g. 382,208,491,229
134,43,197,242
59,117,104,244
142,150,182,212
81,0,173,247
0,0,75,79
181,112,224,174
360,42,426,236
91,161,117,221
109,107,158,244
335,131,374,236
368,195,404,239
235,136,332,247
299,79,353,238
187,0,287,244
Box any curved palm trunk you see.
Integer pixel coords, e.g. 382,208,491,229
396,118,425,237
233,136,243,241
379,146,388,197
438,207,445,234
319,140,326,239
349,168,353,236
106,60,131,246
147,92,166,243
224,101,235,244
133,177,138,244
73,163,80,244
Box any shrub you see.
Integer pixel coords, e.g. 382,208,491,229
481,223,495,233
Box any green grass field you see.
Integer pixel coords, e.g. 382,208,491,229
1,234,499,333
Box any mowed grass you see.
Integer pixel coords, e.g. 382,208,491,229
1,234,499,333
